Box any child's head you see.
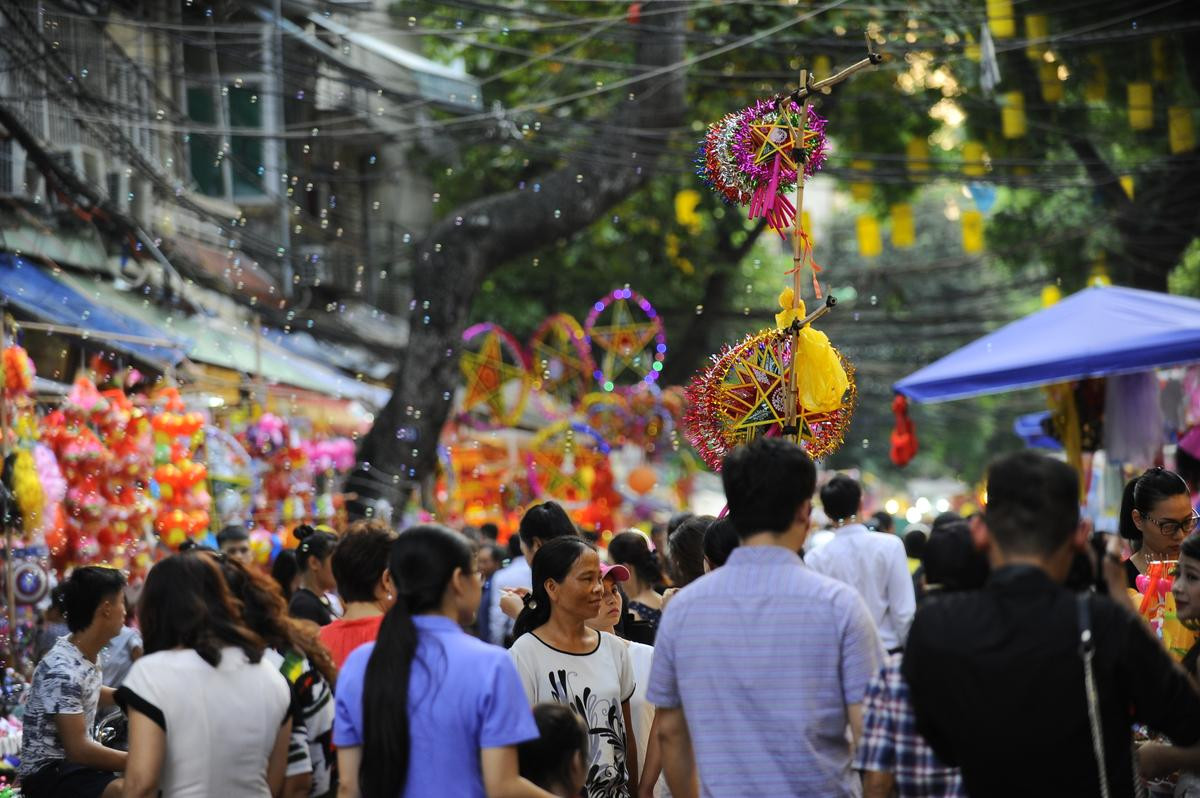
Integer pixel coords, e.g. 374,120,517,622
1173,534,1200,624
517,704,589,796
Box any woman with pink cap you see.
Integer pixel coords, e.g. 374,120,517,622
584,561,670,798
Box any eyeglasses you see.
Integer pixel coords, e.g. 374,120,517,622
1144,512,1200,537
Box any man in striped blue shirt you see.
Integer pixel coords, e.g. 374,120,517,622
648,438,883,797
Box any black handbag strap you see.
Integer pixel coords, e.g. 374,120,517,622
1078,593,1111,798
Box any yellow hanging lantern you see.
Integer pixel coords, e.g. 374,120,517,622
1089,263,1112,287
1041,284,1063,307
1084,54,1108,102
962,210,984,253
1120,175,1135,199
1151,37,1170,83
1001,91,1027,139
987,0,1015,38
1169,107,1195,154
962,141,986,177
674,189,702,233
1025,15,1048,60
850,160,873,201
964,34,981,63
1129,82,1154,131
890,203,915,249
907,138,930,176
1040,62,1063,103
856,214,882,258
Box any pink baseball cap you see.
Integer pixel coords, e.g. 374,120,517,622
600,563,630,582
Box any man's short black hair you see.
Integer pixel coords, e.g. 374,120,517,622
871,510,894,533
217,524,249,546
820,475,862,522
480,522,500,541
922,520,989,591
903,529,927,559
721,438,816,539
985,452,1080,557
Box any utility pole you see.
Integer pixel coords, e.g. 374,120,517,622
263,0,293,296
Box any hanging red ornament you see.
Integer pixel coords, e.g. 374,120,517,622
890,394,918,467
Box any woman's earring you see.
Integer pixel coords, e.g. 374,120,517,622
387,594,393,601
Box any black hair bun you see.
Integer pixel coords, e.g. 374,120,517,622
294,524,315,542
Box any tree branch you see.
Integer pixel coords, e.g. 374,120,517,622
348,1,690,515
661,217,769,384
1064,135,1134,215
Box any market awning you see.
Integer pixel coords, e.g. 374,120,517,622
0,255,188,367
53,271,390,407
305,13,483,112
171,237,280,305
894,286,1200,402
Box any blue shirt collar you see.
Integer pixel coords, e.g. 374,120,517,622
413,615,463,633
726,545,802,566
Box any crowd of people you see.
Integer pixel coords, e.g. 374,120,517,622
14,437,1200,797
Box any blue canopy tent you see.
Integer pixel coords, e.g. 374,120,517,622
0,255,188,367
1013,411,1061,450
894,286,1200,402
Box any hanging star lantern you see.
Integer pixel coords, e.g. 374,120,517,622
684,327,855,470
750,119,799,172
528,313,595,415
584,288,667,393
459,323,531,427
697,100,827,237
685,50,883,468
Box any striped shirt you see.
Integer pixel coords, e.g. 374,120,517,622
647,544,882,797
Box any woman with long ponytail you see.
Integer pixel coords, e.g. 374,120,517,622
510,537,640,798
333,525,556,798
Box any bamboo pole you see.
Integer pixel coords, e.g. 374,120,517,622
0,311,16,672
784,70,811,442
775,52,882,106
783,45,880,443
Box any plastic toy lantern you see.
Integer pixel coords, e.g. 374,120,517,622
248,528,274,566
628,466,658,495
1131,561,1200,662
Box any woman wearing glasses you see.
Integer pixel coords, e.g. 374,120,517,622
1119,467,1198,585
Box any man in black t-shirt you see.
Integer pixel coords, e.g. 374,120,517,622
903,452,1200,798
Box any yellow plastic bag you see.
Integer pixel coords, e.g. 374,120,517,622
775,288,849,413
